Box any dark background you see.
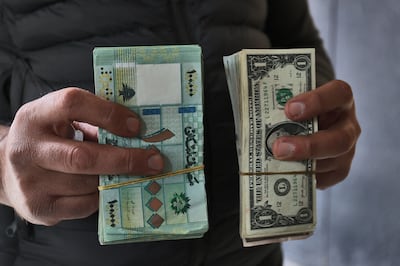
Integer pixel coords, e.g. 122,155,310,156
283,0,400,265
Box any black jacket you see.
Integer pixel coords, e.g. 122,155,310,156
0,1,334,265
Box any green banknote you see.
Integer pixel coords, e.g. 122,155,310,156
93,45,208,245
224,49,317,246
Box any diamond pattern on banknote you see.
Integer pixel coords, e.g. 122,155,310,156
147,214,165,229
146,197,163,212
145,181,162,195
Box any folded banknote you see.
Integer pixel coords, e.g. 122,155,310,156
93,45,208,245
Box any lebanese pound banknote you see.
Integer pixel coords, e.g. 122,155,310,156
93,45,208,245
223,49,317,247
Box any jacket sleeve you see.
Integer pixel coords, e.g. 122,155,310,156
265,0,335,86
0,5,16,125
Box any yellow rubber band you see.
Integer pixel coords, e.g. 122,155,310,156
98,165,205,191
240,171,315,176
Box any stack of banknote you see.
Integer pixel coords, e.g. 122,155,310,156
93,45,208,245
223,49,317,246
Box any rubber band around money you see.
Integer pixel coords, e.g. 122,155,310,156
98,165,205,191
240,171,315,176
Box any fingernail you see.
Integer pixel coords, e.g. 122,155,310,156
287,102,305,118
126,117,139,134
147,153,164,171
274,142,295,159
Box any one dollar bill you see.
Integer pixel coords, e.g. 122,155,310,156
223,49,317,247
93,45,208,245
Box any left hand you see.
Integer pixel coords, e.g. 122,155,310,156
272,80,361,189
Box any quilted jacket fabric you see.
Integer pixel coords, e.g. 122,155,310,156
0,1,334,265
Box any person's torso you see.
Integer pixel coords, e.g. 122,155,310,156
0,1,281,265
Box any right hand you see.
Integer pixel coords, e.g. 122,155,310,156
0,87,164,225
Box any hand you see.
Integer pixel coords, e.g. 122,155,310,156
0,88,164,225
272,80,361,189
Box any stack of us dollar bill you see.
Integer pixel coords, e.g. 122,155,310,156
223,49,317,247
93,45,208,245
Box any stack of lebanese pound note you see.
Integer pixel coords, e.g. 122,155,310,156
93,45,208,245
223,49,317,247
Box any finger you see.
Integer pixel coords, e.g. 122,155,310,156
272,121,357,160
285,80,354,121
54,193,99,222
316,169,349,190
316,148,355,174
36,193,99,225
41,87,140,137
34,137,164,175
40,172,99,197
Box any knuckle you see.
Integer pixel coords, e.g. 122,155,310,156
331,168,350,187
7,142,32,167
339,127,358,154
14,102,33,122
346,146,356,161
335,80,354,102
22,195,58,225
338,166,351,180
29,202,47,222
12,103,37,135
41,200,60,226
8,144,25,164
55,87,85,113
354,120,362,138
67,145,96,172
33,208,59,226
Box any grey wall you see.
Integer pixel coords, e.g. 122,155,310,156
283,1,400,265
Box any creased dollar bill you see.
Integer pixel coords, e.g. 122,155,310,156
223,49,317,247
93,45,208,245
